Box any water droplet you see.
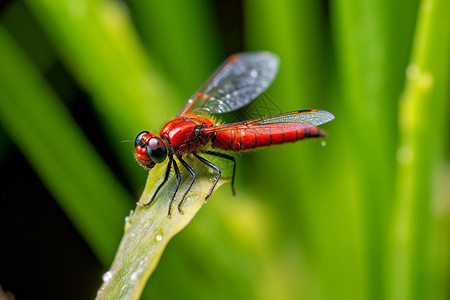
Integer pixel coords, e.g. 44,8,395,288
130,271,139,281
156,235,162,242
321,141,327,146
102,271,113,282
250,69,258,78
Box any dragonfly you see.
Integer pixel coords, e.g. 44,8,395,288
133,52,335,215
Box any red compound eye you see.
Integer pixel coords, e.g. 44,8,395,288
133,131,167,168
134,131,154,168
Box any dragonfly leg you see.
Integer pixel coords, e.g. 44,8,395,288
177,155,196,214
137,155,173,207
194,153,221,201
204,151,236,195
168,158,182,216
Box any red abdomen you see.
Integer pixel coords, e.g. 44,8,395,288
213,127,326,151
160,114,214,153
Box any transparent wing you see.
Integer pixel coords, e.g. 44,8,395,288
201,109,335,134
177,52,280,117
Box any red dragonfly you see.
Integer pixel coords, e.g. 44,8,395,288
133,52,334,215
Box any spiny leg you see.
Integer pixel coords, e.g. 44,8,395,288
168,158,182,216
194,153,221,201
138,155,173,206
177,155,196,214
204,151,236,195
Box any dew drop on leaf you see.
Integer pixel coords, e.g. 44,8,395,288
102,271,113,283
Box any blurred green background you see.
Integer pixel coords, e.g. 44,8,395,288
0,0,448,299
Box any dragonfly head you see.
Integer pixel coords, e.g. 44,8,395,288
134,131,168,169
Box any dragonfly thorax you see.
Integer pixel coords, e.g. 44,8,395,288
159,115,215,154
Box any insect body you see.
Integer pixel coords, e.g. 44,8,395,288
134,52,334,215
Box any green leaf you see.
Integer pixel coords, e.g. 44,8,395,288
96,157,227,300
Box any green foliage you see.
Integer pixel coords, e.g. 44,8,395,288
0,0,448,299
97,158,227,299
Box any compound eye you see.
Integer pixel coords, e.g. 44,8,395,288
134,131,149,147
147,137,167,163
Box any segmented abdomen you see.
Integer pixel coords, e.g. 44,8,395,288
213,127,326,151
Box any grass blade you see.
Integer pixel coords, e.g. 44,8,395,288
0,25,131,265
24,0,180,186
390,0,450,299
127,0,222,97
96,157,227,299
